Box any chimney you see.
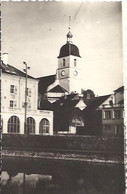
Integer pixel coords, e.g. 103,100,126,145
3,53,8,65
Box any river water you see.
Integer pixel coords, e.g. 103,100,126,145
1,157,125,194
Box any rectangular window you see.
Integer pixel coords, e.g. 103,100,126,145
26,88,32,97
63,59,65,67
10,85,14,93
74,59,77,67
10,100,17,108
105,110,111,119
10,100,14,108
114,110,121,119
10,85,17,94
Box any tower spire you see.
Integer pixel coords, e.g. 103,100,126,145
69,16,71,30
67,16,73,44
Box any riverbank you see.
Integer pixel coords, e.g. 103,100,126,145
2,134,124,165
2,149,123,165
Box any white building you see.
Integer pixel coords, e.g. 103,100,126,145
100,86,124,137
1,54,53,135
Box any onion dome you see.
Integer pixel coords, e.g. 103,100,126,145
58,43,81,58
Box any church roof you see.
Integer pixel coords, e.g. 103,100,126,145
48,85,68,93
58,43,81,58
83,94,111,111
1,61,35,79
37,74,56,93
114,86,124,93
39,99,53,110
52,93,83,110
53,94,111,112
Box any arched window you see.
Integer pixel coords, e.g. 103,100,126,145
63,59,65,67
39,118,50,135
26,117,35,134
74,59,77,67
8,116,20,133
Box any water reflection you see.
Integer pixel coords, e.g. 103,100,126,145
2,171,52,194
2,157,125,194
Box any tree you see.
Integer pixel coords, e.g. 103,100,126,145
81,89,95,100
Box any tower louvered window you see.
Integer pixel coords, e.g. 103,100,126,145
74,59,77,67
63,59,65,67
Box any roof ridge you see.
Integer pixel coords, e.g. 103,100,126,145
37,74,56,79
2,63,35,79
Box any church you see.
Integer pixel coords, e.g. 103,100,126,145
38,26,82,103
37,27,112,135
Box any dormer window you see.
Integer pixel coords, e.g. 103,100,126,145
74,59,77,67
63,59,65,67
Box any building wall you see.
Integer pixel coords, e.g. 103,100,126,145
1,73,53,135
114,91,123,104
2,111,53,135
1,73,38,111
100,89,124,137
102,107,124,137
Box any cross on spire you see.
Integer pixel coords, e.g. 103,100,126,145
68,16,71,30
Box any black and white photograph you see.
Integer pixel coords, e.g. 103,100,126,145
1,1,125,194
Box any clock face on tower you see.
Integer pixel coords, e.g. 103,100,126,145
73,70,78,76
61,70,65,76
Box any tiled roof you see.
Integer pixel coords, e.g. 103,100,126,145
1,61,35,79
114,86,124,93
39,99,53,110
48,85,67,93
52,93,83,110
62,99,80,108
37,74,56,93
83,94,111,112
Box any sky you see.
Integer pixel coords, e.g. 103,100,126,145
2,1,123,95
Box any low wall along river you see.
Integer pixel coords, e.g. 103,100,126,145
2,134,124,153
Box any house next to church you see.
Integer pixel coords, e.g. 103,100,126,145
100,86,124,137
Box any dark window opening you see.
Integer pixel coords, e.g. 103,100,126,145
74,59,77,67
39,118,50,135
26,117,35,134
8,116,20,133
63,59,65,67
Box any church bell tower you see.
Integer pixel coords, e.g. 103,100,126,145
57,17,82,94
